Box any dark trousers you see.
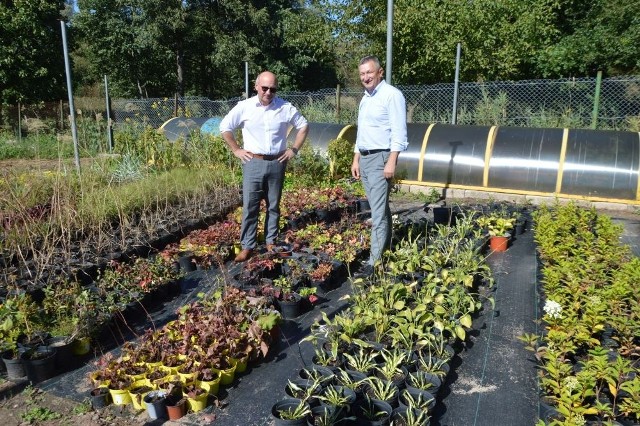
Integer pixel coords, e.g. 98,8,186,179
240,158,287,249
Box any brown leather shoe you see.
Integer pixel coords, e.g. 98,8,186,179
266,244,276,252
234,249,253,262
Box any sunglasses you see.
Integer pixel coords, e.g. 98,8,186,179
260,86,277,93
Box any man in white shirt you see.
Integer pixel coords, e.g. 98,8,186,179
220,71,309,262
351,56,408,275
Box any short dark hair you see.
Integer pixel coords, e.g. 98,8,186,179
359,55,382,69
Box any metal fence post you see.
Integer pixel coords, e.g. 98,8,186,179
104,75,113,152
60,20,81,174
17,102,22,143
452,43,461,125
591,70,602,130
174,93,179,117
336,84,341,120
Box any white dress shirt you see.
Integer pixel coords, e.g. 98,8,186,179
219,95,308,155
356,80,408,153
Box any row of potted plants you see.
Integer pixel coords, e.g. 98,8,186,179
157,183,369,274
270,210,496,425
0,178,367,385
523,202,640,425
0,254,184,381
89,286,281,417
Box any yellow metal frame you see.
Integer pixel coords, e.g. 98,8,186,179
400,125,640,205
417,124,436,182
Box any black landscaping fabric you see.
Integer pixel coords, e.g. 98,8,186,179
434,224,540,426
7,206,640,426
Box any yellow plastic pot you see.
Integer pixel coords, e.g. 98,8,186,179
197,373,221,396
230,356,248,374
109,387,132,405
71,337,91,356
185,390,208,412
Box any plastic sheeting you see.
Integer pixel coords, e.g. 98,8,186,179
158,118,640,202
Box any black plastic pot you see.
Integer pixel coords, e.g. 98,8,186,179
90,387,111,409
1,350,26,381
353,398,393,426
278,293,302,319
46,336,74,373
20,347,56,383
271,398,311,426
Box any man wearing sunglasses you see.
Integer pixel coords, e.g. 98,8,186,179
220,71,309,262
351,56,408,277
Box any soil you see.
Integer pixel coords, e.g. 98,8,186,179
0,383,144,426
0,158,96,173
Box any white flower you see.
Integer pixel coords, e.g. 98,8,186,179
588,295,601,305
570,413,586,426
563,376,579,393
543,300,562,318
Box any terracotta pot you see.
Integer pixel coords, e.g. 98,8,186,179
489,235,509,252
166,396,187,420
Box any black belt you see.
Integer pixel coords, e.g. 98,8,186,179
359,149,390,156
251,151,285,161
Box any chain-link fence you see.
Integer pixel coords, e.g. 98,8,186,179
111,75,640,132
3,76,640,136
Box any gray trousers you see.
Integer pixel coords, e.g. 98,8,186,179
240,158,286,250
359,151,392,266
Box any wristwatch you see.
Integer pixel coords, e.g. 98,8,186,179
290,147,299,155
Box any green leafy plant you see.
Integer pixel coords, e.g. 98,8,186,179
364,376,399,402
276,399,311,420
0,292,40,357
343,346,379,375
400,388,435,412
327,138,355,180
318,384,355,408
476,212,515,237
20,386,62,423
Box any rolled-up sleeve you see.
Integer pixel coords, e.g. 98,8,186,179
219,102,244,134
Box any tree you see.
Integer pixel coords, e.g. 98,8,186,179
71,0,338,98
326,0,559,85
0,0,68,104
534,0,640,77
73,0,175,98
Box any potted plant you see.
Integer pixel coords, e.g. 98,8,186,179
374,348,410,388
398,387,436,415
143,390,168,420
405,370,442,399
308,404,345,426
165,394,187,420
285,377,322,404
343,346,379,376
363,376,400,408
317,384,357,416
273,275,302,319
310,342,343,372
334,368,368,399
476,212,515,252
0,292,39,380
271,397,312,426
183,382,208,412
392,405,432,426
353,397,393,425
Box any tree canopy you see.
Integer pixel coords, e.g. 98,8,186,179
1,0,639,103
0,0,68,104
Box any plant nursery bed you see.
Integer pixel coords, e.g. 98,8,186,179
2,199,639,426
